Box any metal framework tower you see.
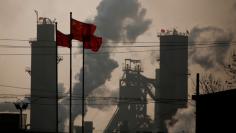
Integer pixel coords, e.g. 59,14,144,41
105,59,156,133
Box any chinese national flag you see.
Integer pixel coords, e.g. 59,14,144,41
56,30,70,48
71,19,96,41
83,36,102,52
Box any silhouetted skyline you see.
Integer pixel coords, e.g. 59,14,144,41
1,0,236,132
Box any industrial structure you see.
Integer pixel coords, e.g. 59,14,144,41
105,59,156,132
28,17,188,133
192,89,236,133
155,29,188,132
105,29,188,133
30,17,57,132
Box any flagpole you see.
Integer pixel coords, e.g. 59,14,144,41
69,12,72,133
82,36,85,133
55,22,59,133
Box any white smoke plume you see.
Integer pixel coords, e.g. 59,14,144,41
189,26,234,70
71,0,152,125
166,103,196,133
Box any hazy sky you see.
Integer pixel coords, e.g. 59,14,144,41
1,0,236,132
1,0,235,93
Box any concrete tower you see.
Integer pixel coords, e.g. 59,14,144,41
30,18,57,132
155,30,188,133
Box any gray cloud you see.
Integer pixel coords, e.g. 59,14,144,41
71,0,151,124
167,103,195,133
94,0,152,41
58,83,69,132
189,26,234,70
87,85,118,110
58,100,68,132
72,53,118,120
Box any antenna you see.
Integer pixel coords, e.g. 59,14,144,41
34,10,38,24
25,66,31,76
57,56,63,64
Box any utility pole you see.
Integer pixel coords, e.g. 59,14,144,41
196,73,200,96
196,73,200,133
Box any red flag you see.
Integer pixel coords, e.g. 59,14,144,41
161,29,165,33
83,35,102,52
56,30,70,48
71,19,96,41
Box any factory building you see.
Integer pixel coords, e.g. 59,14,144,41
192,89,236,133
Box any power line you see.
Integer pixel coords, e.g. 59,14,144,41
0,44,235,56
0,84,30,90
0,38,235,44
0,94,191,100
1,99,193,106
0,93,193,104
0,83,193,102
0,89,193,103
0,83,66,93
0,41,236,48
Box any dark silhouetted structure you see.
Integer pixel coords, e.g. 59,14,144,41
105,30,189,132
0,113,27,132
74,121,94,133
30,17,57,133
155,30,188,132
105,59,156,133
192,89,236,133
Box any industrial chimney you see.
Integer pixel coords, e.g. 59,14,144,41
30,17,57,132
155,29,188,132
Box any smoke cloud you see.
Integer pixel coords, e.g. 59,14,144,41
189,26,234,70
58,83,69,132
71,0,151,124
87,85,118,110
94,0,152,41
166,103,196,133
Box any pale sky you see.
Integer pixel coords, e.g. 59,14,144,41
0,0,236,132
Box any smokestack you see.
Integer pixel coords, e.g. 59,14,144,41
156,32,188,132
